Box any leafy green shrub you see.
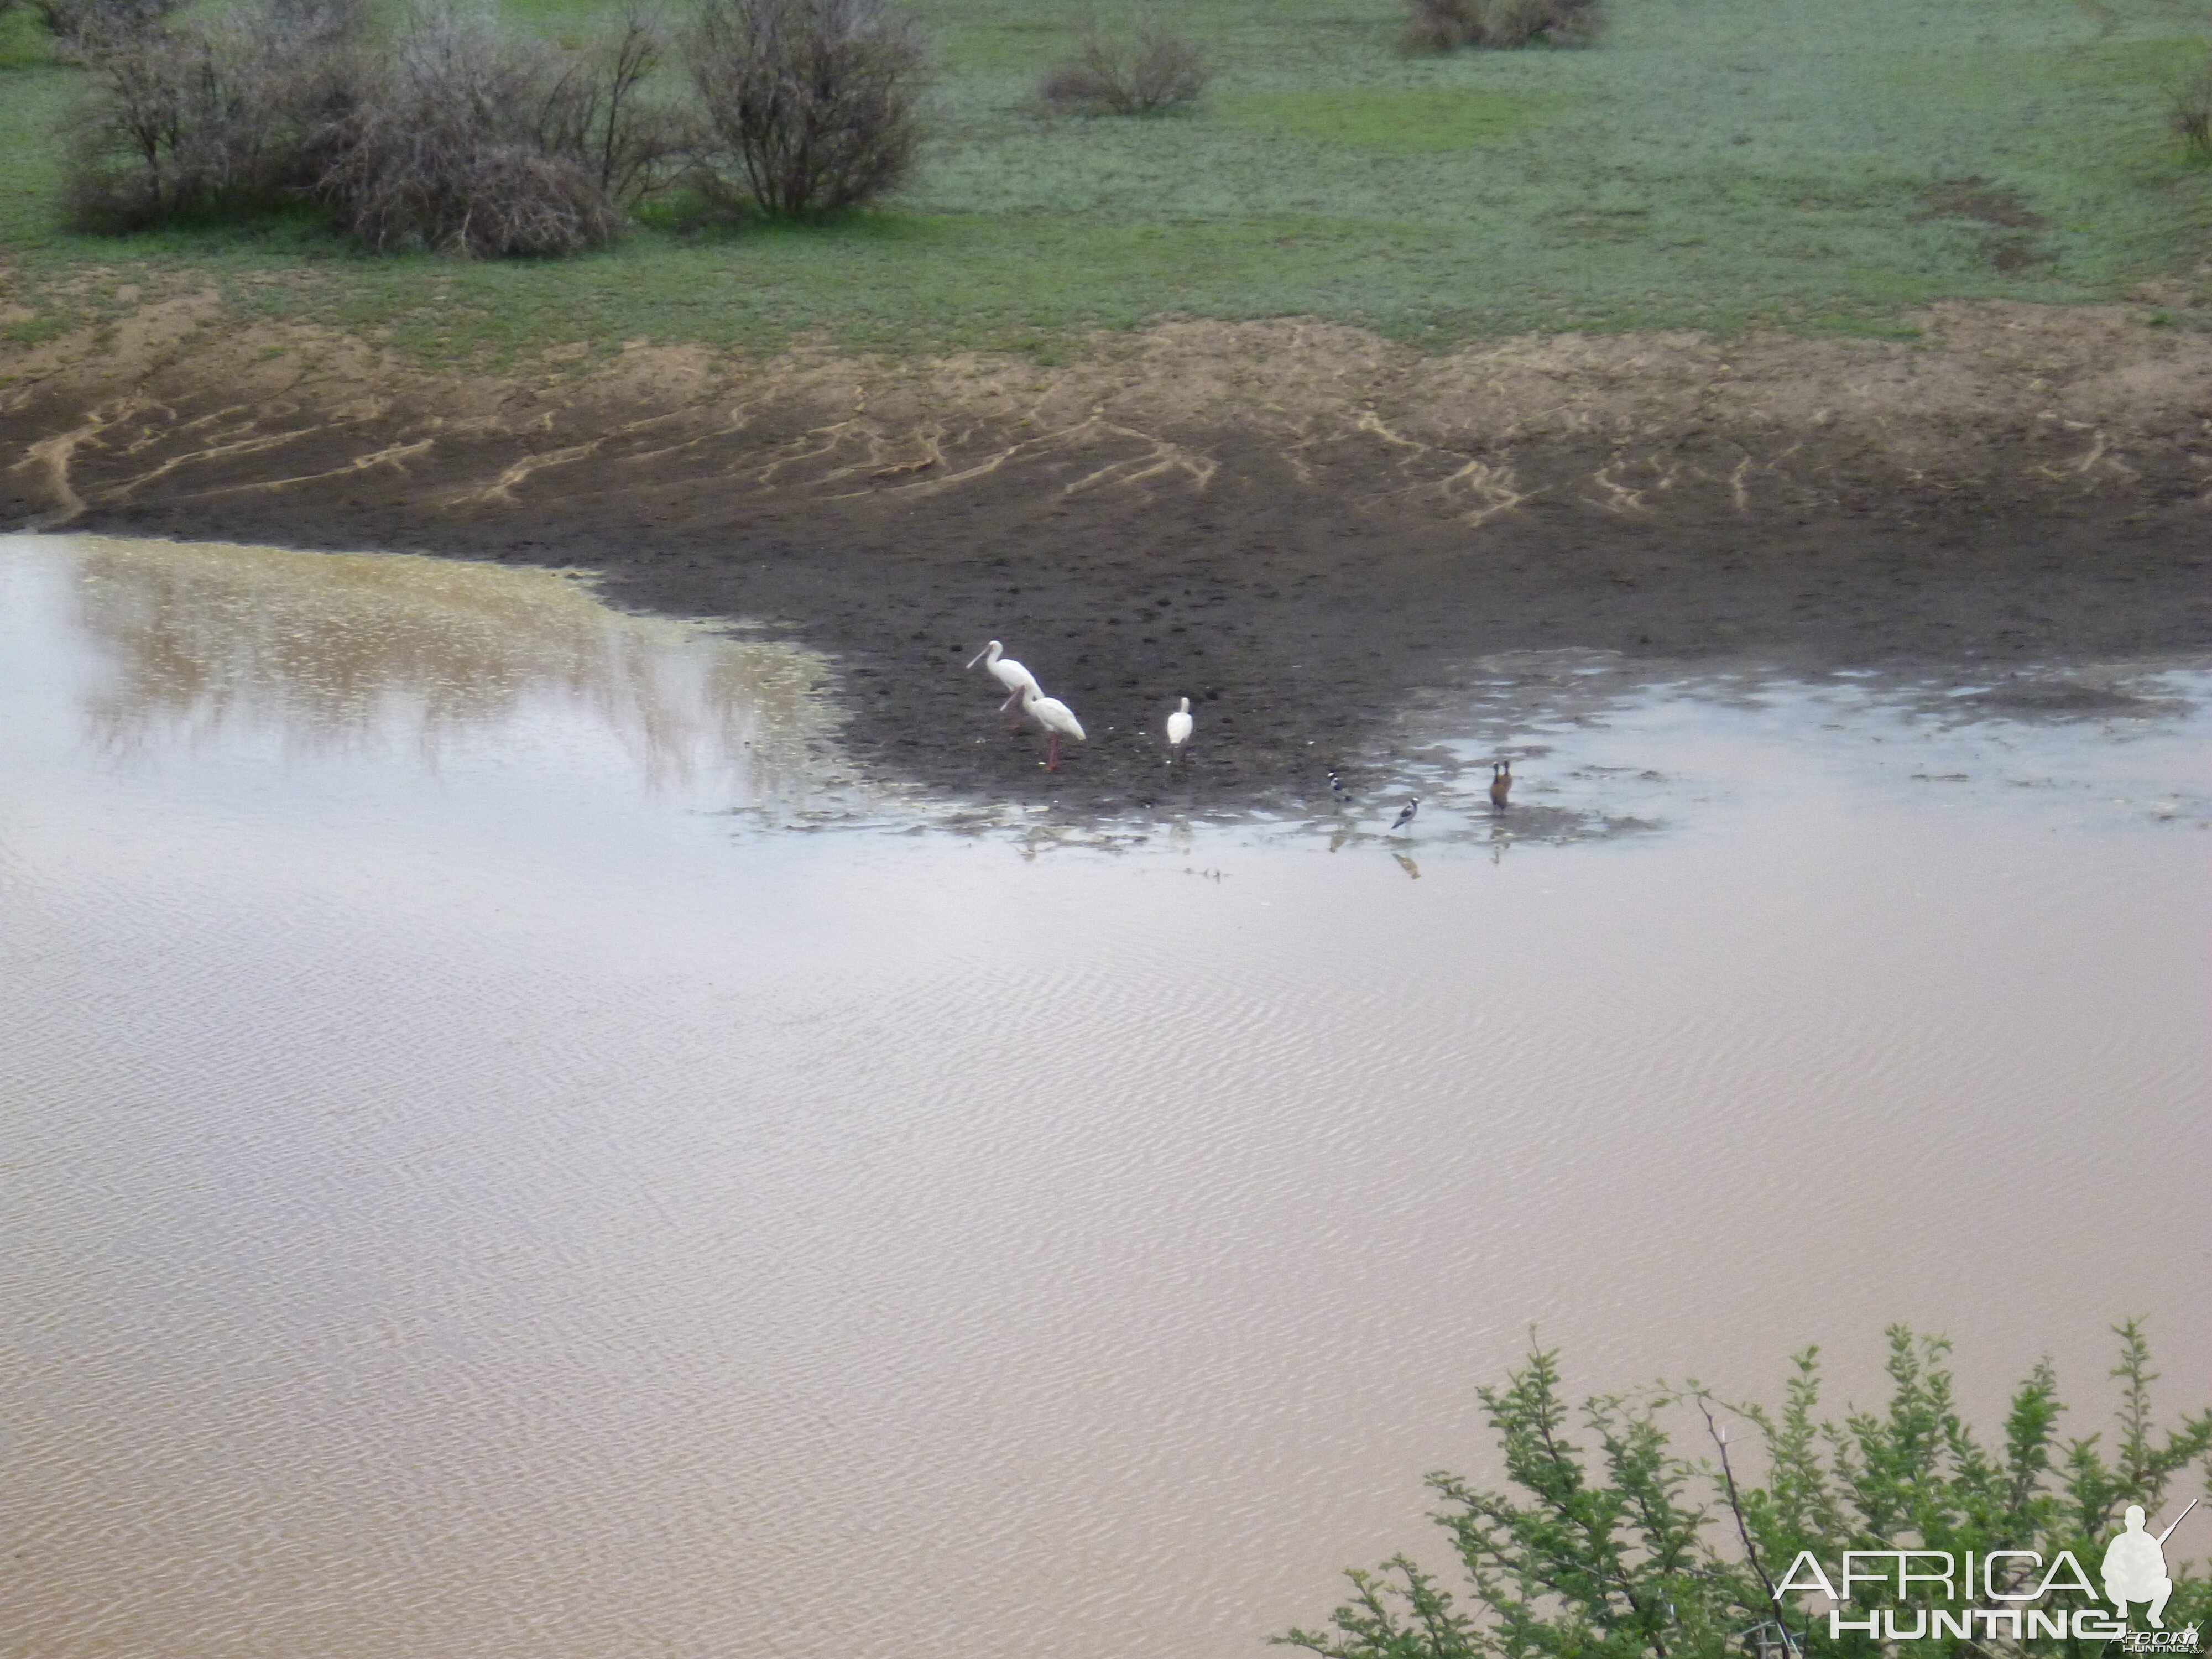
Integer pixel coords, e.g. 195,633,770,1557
1040,19,1210,117
687,0,923,220
1404,0,1602,54
1280,1321,2211,1659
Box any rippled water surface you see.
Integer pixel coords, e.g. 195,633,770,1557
6,534,2208,1659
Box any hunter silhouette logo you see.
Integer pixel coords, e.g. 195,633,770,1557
2106,1499,2204,1652
2104,1500,2193,1628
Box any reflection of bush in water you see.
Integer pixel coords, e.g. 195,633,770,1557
71,540,828,791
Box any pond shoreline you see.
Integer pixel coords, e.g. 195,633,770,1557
5,304,2209,808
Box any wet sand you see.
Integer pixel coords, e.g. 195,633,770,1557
4,304,2209,808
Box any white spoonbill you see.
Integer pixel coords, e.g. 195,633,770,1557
1019,683,1086,771
1165,696,1193,760
966,640,1040,711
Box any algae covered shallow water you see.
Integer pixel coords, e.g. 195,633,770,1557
4,534,2207,1659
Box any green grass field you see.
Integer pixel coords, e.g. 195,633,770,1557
2,0,2208,362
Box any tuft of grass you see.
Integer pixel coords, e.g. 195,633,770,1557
3,310,71,346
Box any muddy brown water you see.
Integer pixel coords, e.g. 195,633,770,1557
5,534,2208,1659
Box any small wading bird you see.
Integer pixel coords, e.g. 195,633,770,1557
1165,696,1193,760
966,640,1040,713
1020,683,1086,771
1490,760,1513,811
1390,796,1420,833
1327,768,1351,804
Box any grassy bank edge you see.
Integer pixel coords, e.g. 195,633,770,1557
4,0,2210,371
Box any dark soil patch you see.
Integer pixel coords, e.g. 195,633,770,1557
1919,178,2047,229
1985,236,2054,272
1962,681,2163,717
1917,179,2053,273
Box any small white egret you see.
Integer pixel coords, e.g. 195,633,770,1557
1165,696,1193,760
1019,683,1086,771
1490,760,1513,811
1390,796,1420,832
966,640,1040,711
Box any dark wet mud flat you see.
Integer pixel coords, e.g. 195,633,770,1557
589,484,2212,817
6,532,2208,1659
24,364,2208,819
734,642,2212,859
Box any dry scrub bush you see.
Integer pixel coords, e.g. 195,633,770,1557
30,0,184,44
688,0,922,220
536,7,693,204
61,0,364,231
1403,0,1601,53
2174,52,2212,158
1039,20,1209,116
322,3,670,255
56,0,684,253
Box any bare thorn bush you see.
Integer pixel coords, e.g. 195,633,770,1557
1040,19,1210,117
2174,53,2212,158
57,0,684,253
322,2,629,256
687,0,923,221
61,0,366,231
1402,0,1602,53
32,0,184,44
536,5,695,204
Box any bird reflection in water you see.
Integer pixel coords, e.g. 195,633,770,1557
1488,820,1514,865
1391,852,1421,880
